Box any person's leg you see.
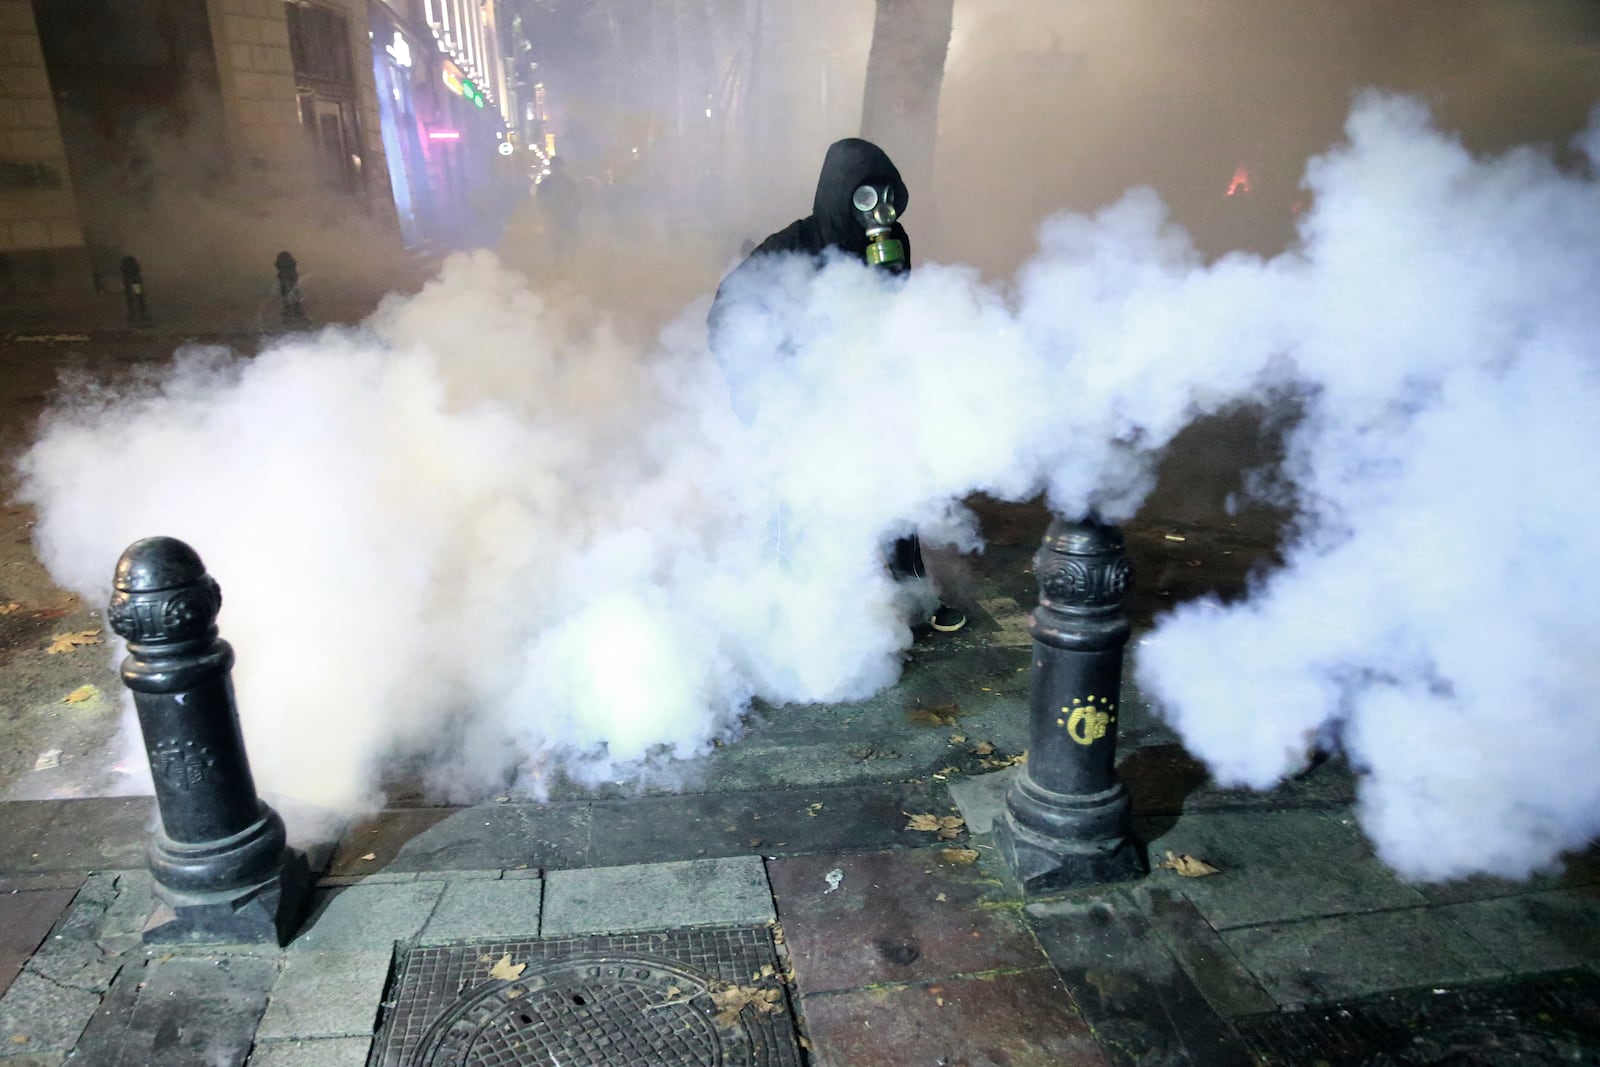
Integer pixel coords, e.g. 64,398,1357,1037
890,534,966,633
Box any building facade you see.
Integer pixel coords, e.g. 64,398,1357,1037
0,0,519,303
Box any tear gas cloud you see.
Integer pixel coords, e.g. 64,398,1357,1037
19,92,1600,881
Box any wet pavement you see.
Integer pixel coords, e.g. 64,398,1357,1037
0,327,1595,1065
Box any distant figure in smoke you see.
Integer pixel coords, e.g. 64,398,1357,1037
539,156,579,249
710,137,966,634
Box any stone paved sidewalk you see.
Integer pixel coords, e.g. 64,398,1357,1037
0,775,1597,1066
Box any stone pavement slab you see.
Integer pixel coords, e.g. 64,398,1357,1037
322,808,460,877
0,805,56,878
417,878,543,944
1221,907,1505,1007
1026,893,1254,1066
245,1036,373,1066
1436,887,1600,974
0,889,75,998
541,856,773,936
768,847,1039,995
289,881,446,953
798,967,1110,1067
0,960,116,1056
1141,810,1427,929
71,955,276,1067
0,799,151,876
1127,884,1277,1019
1413,842,1600,905
386,803,591,874
586,780,960,867
255,951,390,1042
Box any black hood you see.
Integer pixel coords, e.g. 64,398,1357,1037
811,138,909,255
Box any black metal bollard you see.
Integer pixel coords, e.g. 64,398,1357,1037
994,515,1148,895
109,536,308,944
275,250,308,329
119,255,152,327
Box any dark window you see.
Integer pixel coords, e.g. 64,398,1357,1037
285,2,353,87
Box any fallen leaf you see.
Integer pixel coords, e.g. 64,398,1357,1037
1159,850,1221,877
949,734,967,744
910,704,959,727
9,1034,28,1044
972,741,995,756
939,848,980,865
46,629,102,654
935,892,948,902
0,603,20,615
488,954,526,981
710,983,782,1026
62,685,99,705
359,852,377,861
33,749,61,770
906,813,967,840
806,803,823,817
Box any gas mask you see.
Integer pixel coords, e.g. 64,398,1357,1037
852,183,906,274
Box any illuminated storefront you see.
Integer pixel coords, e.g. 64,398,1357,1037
369,9,429,247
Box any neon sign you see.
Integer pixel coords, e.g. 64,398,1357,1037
385,31,411,68
441,61,486,109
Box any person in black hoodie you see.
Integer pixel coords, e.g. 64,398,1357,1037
709,137,966,634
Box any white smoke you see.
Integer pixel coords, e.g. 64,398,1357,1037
17,93,1600,881
1138,95,1600,882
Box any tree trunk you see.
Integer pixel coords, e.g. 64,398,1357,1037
859,0,954,223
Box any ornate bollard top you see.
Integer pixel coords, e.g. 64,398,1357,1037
109,536,223,651
1030,515,1133,652
1033,516,1132,613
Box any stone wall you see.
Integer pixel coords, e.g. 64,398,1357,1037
204,0,312,192
0,0,85,292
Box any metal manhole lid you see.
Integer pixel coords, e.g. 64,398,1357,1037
375,926,803,1067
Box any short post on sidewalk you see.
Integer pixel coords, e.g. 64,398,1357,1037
994,515,1148,895
275,250,308,329
109,537,308,944
119,255,152,327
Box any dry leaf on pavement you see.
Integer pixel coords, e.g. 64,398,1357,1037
61,685,98,705
910,704,960,727
488,954,526,981
0,603,20,615
938,848,980,865
972,741,994,756
905,813,966,839
1159,850,1221,877
710,983,782,1026
46,629,102,654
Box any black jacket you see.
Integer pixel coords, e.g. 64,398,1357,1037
710,138,910,347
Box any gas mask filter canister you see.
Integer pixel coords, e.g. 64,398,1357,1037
853,183,906,273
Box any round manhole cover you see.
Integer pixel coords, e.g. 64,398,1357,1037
409,954,764,1066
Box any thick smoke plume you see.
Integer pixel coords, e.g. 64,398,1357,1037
18,94,1600,881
